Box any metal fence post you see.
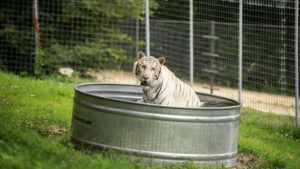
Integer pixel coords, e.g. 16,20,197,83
202,21,219,94
280,0,287,96
295,0,299,127
238,0,243,103
136,18,139,54
145,0,150,56
33,0,39,73
210,21,215,94
189,0,194,87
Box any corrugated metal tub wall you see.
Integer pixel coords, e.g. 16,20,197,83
71,83,241,167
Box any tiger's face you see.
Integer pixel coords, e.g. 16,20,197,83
133,51,165,88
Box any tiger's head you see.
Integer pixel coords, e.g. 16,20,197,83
133,51,165,88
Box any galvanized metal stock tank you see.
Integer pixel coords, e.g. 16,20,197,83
71,83,241,167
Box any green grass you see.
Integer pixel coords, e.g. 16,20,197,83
0,71,299,169
239,108,300,169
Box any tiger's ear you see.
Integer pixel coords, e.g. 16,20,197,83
158,57,165,65
137,51,145,60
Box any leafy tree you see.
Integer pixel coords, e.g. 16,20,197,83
0,0,35,73
0,0,158,75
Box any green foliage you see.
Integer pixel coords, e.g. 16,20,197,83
0,0,158,75
36,42,128,75
239,108,300,169
241,107,300,141
36,0,149,75
0,0,35,73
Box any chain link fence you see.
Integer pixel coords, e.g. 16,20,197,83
0,0,299,127
242,0,298,127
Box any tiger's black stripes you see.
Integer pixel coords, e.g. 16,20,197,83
135,65,141,75
157,67,161,79
159,95,168,104
186,89,191,106
158,82,168,96
150,83,163,102
152,83,162,94
178,81,182,94
143,89,148,98
142,97,147,103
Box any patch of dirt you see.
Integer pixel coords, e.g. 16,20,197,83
48,125,67,135
85,69,295,116
10,85,19,89
193,83,296,117
24,121,67,136
2,99,9,105
83,69,137,84
231,153,260,169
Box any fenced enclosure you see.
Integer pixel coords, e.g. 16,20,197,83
0,0,299,127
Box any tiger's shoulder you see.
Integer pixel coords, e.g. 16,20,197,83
160,65,202,107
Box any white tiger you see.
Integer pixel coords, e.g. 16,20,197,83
133,51,203,107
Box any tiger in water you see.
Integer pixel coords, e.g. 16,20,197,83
133,51,203,107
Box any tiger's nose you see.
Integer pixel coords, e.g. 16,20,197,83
143,76,149,80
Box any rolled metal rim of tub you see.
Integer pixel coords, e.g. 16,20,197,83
71,83,241,167
73,83,241,123
74,82,241,110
